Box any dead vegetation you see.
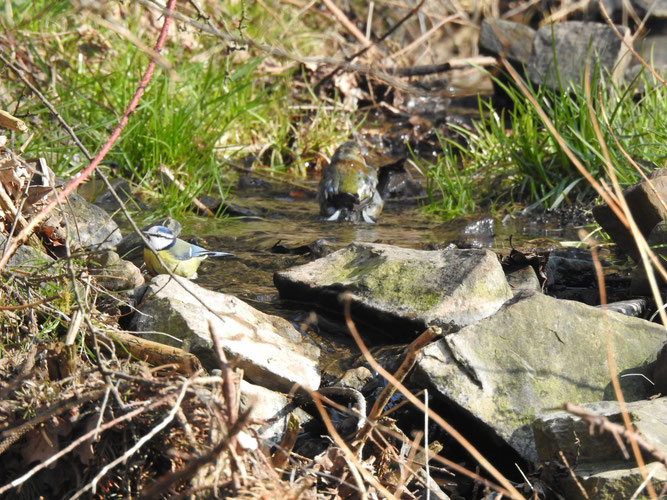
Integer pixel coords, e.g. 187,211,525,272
1,0,666,498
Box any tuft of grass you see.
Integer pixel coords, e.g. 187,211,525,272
424,64,667,216
3,1,357,217
410,134,478,218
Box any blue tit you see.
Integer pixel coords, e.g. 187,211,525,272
142,225,233,279
317,141,383,223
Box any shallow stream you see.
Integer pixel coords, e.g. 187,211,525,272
174,179,590,378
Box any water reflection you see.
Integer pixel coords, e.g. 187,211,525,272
171,182,592,374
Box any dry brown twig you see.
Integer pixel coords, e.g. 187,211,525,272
0,109,27,132
320,0,382,58
68,379,192,499
564,403,667,467
354,326,440,449
0,395,160,496
391,13,460,59
310,390,397,498
313,0,429,94
557,450,591,499
138,409,254,499
340,293,524,499
134,0,496,97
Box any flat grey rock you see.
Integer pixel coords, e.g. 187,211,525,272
131,275,321,392
274,242,513,339
413,290,665,461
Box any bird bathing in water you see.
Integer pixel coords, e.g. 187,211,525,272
317,141,383,223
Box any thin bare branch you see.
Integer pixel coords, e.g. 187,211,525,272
340,294,523,499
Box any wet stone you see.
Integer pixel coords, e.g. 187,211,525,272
412,290,665,461
333,366,374,392
597,298,648,318
93,179,134,213
237,175,272,190
274,242,513,340
545,249,599,289
460,217,494,248
196,195,264,218
505,265,541,294
377,160,425,199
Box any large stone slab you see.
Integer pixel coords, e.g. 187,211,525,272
131,275,321,392
274,243,513,339
527,22,631,91
413,290,666,461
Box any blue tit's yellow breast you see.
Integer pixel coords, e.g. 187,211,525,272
143,247,204,279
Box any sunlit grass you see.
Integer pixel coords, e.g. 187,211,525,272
3,1,356,215
410,134,478,218
424,64,667,217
